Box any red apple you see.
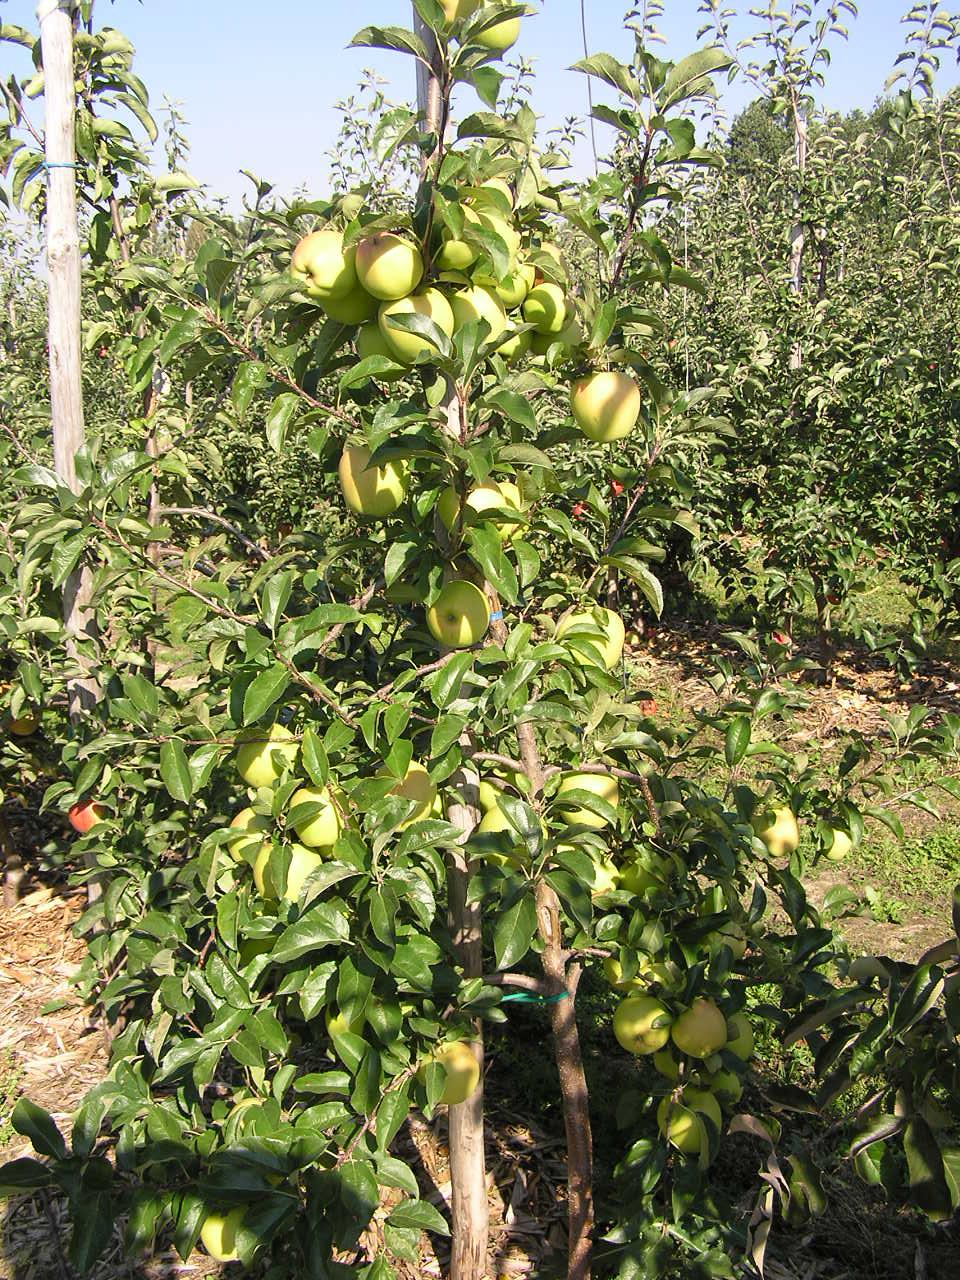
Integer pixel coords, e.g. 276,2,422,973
69,800,107,834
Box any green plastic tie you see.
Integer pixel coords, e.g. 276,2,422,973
500,990,570,1004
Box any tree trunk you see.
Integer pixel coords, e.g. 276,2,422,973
413,10,489,1279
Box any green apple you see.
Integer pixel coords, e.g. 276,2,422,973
356,324,405,381
451,284,508,343
522,282,566,334
709,921,748,961
557,770,619,829
474,14,521,51
657,1088,722,1155
356,232,424,300
236,724,298,788
555,605,625,670
671,997,728,1059
725,1012,754,1061
378,288,455,363
755,805,800,857
477,777,505,812
8,710,39,735
379,760,437,826
825,827,855,861
588,853,620,895
289,785,342,848
426,580,491,648
290,229,358,301
319,284,378,325
338,444,407,517
427,1040,481,1105
253,842,323,902
200,1208,246,1263
612,994,672,1055
227,807,272,862
571,370,643,442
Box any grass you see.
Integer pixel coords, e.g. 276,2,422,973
0,1051,23,1149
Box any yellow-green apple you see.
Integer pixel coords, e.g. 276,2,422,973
425,1040,480,1105
290,229,358,301
497,324,532,363
326,1006,364,1039
613,994,672,1054
319,285,378,325
653,1045,681,1080
236,724,299,788
825,828,855,861
436,205,482,271
437,480,521,539
476,800,540,868
356,324,405,381
338,444,407,517
379,760,437,826
426,580,490,648
253,842,323,901
474,14,521,50
571,370,643,441
200,1208,246,1262
671,997,728,1059
378,288,455,362
355,232,424,300
227,807,272,862
657,1087,722,1155
8,710,39,735
478,777,505,811
588,853,621,895
709,921,748,961
441,0,479,18
451,284,507,342
477,177,514,207
705,1068,743,1105
476,210,521,261
755,805,800,857
557,770,619,829
555,604,625,670
620,852,670,895
522,282,566,334
603,956,648,991
289,785,342,848
725,1012,754,1061
68,799,107,834
476,260,535,309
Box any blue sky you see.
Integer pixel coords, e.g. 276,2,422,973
2,1,957,203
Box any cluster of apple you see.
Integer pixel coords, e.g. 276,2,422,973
612,990,755,1163
756,803,855,862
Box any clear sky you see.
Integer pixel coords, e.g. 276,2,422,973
2,0,958,204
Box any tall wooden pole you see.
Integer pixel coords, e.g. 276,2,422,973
412,9,489,1280
38,0,99,715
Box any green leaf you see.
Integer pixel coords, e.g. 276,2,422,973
904,1118,953,1221
261,571,294,632
159,739,193,803
69,1187,115,1273
724,716,751,767
386,1197,451,1236
12,1099,66,1159
493,894,537,969
272,903,351,963
428,652,474,709
301,727,330,788
661,48,733,110
0,1157,53,1194
466,526,518,604
570,53,642,102
483,389,537,433
242,664,290,725
265,392,300,452
350,25,431,62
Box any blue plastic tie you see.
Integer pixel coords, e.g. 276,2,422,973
42,161,78,170
489,609,504,621
501,990,570,1005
